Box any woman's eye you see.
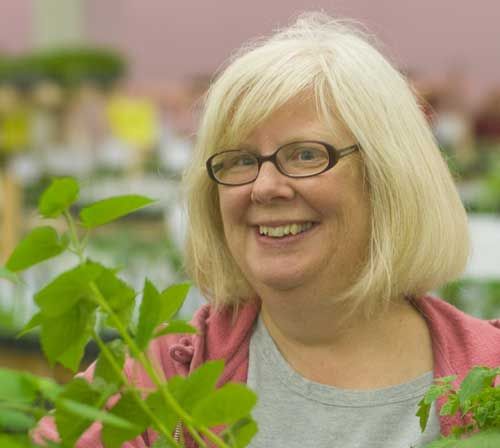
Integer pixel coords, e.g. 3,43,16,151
235,156,256,166
295,148,318,160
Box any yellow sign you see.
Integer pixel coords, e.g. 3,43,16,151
107,95,158,151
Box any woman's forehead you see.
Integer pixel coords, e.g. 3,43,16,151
229,99,353,149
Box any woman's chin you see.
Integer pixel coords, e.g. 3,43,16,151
250,269,308,292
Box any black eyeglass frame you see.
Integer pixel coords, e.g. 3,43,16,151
206,140,360,186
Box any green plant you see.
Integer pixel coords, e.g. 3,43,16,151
418,366,500,447
440,279,500,320
461,149,500,214
0,177,257,447
0,48,126,88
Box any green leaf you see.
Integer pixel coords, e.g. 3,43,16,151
159,283,191,321
38,177,79,218
0,369,61,417
0,267,19,283
55,378,115,447
94,339,126,386
0,434,36,448
417,396,431,432
0,369,37,403
94,265,136,330
458,366,500,407
136,279,162,351
35,262,103,317
101,391,151,448
0,408,36,432
6,226,67,272
171,361,224,413
145,367,223,434
32,376,62,402
59,398,139,430
166,375,187,401
440,393,460,417
145,388,179,435
151,435,177,447
192,383,257,427
17,313,43,338
232,418,258,448
222,417,258,448
154,320,197,338
80,195,155,228
40,301,96,371
137,281,193,345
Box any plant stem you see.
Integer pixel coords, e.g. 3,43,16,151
81,231,90,252
63,210,85,263
92,330,181,448
88,282,230,448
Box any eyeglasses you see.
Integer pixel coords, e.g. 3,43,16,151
206,140,360,186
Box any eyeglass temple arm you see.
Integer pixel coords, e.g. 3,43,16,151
338,144,360,158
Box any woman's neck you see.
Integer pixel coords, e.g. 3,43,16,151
259,291,434,388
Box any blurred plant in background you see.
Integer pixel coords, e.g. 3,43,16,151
439,278,500,320
468,150,500,214
0,48,126,89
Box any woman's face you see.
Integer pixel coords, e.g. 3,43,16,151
217,100,371,298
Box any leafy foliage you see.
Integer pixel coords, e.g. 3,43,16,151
420,366,500,447
417,375,457,432
0,177,257,447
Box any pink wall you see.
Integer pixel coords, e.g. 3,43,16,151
1,0,498,99
83,0,500,100
0,0,32,53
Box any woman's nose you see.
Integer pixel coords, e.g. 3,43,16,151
250,161,295,204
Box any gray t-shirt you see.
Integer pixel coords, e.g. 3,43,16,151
247,316,441,448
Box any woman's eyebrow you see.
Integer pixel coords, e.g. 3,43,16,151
237,135,329,150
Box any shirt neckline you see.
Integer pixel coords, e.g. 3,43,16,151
252,314,434,407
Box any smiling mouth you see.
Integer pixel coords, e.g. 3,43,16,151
258,222,314,238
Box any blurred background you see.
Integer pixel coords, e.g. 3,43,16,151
0,0,499,380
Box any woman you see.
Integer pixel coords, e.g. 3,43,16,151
182,12,500,447
36,12,500,448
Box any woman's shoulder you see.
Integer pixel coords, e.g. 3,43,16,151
414,294,500,378
417,294,500,333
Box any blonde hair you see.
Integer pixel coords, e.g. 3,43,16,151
183,12,469,318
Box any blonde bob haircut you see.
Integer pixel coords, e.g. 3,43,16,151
183,12,469,319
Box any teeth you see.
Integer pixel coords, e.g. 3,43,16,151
259,222,313,238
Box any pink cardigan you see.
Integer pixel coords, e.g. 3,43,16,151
34,295,500,447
